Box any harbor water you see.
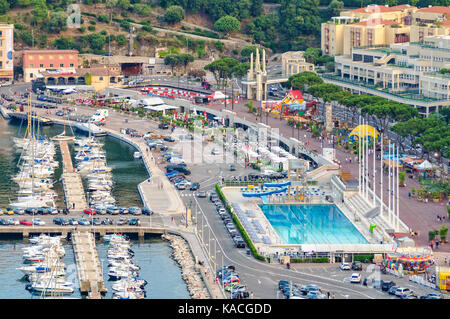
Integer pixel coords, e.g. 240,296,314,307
0,118,189,298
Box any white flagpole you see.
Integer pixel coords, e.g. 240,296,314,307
373,129,376,206
396,146,400,232
362,118,365,197
388,140,391,226
358,116,361,195
380,133,383,219
365,119,369,200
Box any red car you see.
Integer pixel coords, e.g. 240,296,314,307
83,208,97,215
20,219,32,226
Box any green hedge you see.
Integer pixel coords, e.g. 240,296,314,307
215,184,266,261
353,254,374,262
291,257,329,263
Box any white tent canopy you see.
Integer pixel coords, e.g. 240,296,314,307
416,160,434,170
207,91,227,99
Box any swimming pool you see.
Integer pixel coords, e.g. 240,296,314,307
260,204,368,245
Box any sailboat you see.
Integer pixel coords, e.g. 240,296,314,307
10,95,57,210
51,110,75,141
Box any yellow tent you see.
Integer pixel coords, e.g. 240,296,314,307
349,124,380,140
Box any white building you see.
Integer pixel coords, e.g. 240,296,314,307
326,35,450,116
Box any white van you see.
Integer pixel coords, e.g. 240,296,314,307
90,109,109,124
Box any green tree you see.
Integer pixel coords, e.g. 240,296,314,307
240,45,258,60
164,5,185,24
135,3,152,16
304,48,321,64
204,57,239,88
164,53,182,74
116,34,127,46
214,15,241,37
31,0,48,24
0,0,10,14
288,71,323,91
179,53,195,73
327,0,344,17
47,11,68,33
231,62,250,80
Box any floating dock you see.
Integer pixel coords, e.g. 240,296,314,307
60,141,87,212
72,230,107,298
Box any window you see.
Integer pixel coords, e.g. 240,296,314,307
50,64,53,67
30,73,33,78
30,64,34,68
39,55,43,60
70,63,74,67
29,55,34,60
0,51,2,57
99,77,103,81
49,55,54,59
0,40,2,46
40,64,43,68
59,55,63,59
60,64,64,67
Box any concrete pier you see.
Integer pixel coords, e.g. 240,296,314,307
72,230,107,298
60,141,87,212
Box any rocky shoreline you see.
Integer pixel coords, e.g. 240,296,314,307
162,233,211,299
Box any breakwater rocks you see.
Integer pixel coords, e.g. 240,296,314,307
162,234,211,299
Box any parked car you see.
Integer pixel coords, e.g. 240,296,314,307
234,237,245,248
306,291,326,299
399,292,417,299
128,207,141,215
68,218,78,226
340,262,351,270
419,293,443,299
189,182,200,191
129,218,141,226
78,218,90,226
142,207,153,216
116,218,129,225
388,286,399,295
229,164,236,171
84,208,97,215
351,261,363,270
197,191,207,198
158,123,169,129
0,218,8,225
19,219,33,226
300,284,319,295
107,207,120,215
395,287,412,297
211,148,220,155
101,218,113,225
350,273,361,283
90,218,101,226
381,280,396,291
53,217,68,225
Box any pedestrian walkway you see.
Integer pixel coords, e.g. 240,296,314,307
103,128,186,215
60,141,87,212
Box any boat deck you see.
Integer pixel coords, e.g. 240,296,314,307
60,141,87,212
72,230,107,297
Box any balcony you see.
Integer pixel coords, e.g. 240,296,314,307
321,73,443,103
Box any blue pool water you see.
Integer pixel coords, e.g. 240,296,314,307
260,204,368,245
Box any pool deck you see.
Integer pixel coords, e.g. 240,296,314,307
221,186,397,256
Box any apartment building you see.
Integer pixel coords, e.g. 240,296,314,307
328,35,450,116
23,50,79,82
321,5,450,56
281,51,315,77
0,24,14,84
